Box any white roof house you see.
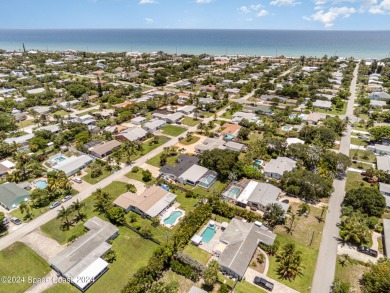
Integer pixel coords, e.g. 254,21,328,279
313,100,332,109
264,157,297,180
26,87,45,95
178,165,209,186
52,155,93,177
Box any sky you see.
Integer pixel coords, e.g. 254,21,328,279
0,0,389,30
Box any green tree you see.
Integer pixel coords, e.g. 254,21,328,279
142,169,152,182
263,203,285,228
57,206,73,230
70,199,86,222
107,207,125,225
19,201,34,221
361,258,390,293
238,127,251,140
343,187,385,217
203,260,219,287
276,243,304,280
332,279,352,293
93,189,112,215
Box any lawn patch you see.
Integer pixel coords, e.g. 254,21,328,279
125,167,157,184
235,281,267,293
182,244,212,266
349,149,376,163
161,125,187,137
147,151,180,168
0,242,51,293
180,135,201,145
345,171,372,192
82,168,111,184
182,116,202,126
334,256,368,293
267,234,318,293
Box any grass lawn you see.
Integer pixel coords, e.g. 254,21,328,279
41,181,128,244
147,151,180,168
182,244,212,266
345,171,373,192
174,189,199,212
75,109,99,117
349,149,376,163
198,111,214,118
350,137,369,147
43,283,80,293
192,180,227,198
267,234,318,293
351,161,373,171
235,281,267,293
314,102,347,115
18,119,35,128
160,271,196,293
0,242,51,293
274,203,325,249
220,111,233,119
126,167,157,184
45,226,158,293
180,135,201,145
82,168,111,184
182,116,202,126
52,110,70,117
334,256,368,293
161,125,187,137
138,136,170,157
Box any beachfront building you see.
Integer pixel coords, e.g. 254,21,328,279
0,182,30,210
50,217,118,292
113,185,176,219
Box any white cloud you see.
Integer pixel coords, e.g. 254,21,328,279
365,0,390,14
145,17,154,23
304,6,356,27
239,6,251,13
250,4,263,10
139,0,157,4
195,0,212,3
256,9,270,16
270,0,301,6
314,5,324,10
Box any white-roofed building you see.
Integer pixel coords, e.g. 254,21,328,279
143,119,166,132
114,127,147,142
264,157,297,180
52,155,93,177
178,165,217,189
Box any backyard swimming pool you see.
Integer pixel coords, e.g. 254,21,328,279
163,210,183,225
198,174,217,188
227,187,241,199
225,134,234,140
34,180,48,189
201,225,216,243
281,126,293,131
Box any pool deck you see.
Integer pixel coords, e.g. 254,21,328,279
160,202,185,229
198,220,224,255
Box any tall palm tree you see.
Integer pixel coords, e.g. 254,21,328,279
19,201,34,220
57,206,72,230
70,199,86,222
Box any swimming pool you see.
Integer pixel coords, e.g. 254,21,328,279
281,126,293,131
198,174,217,188
225,134,234,140
227,187,241,199
289,114,297,119
18,146,29,153
201,226,216,243
54,156,67,163
163,210,183,225
254,159,263,165
34,180,48,189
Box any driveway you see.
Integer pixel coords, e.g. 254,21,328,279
243,268,299,293
337,243,380,264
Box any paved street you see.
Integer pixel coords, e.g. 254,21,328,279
311,64,359,293
0,107,226,251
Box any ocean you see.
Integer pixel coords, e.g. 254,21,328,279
0,29,389,59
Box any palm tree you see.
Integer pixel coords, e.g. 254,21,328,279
19,201,34,220
70,199,86,222
57,206,73,230
276,243,304,280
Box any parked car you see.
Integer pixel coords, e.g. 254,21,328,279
358,246,378,257
49,201,61,209
254,277,274,291
2,218,9,226
178,136,184,141
10,217,22,225
73,178,82,184
62,195,72,203
281,199,289,204
361,171,367,176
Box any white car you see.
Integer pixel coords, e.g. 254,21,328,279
73,178,82,184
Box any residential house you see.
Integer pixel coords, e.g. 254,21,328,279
379,183,390,207
114,127,147,142
218,219,276,280
0,182,30,210
178,165,217,189
383,219,390,256
143,119,166,132
221,123,242,139
89,140,121,159
160,154,199,181
236,181,289,212
177,105,196,115
131,116,147,125
4,133,34,146
223,141,246,152
52,155,93,177
50,217,118,292
232,112,257,124
367,145,390,156
113,185,177,218
313,100,332,110
195,138,226,153
264,157,297,180
376,155,390,172
26,87,46,95
369,92,390,101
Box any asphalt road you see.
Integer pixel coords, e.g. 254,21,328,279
310,63,359,293
0,108,226,251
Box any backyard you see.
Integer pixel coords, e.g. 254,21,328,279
161,125,187,137
182,244,212,266
0,242,51,293
182,116,202,126
146,151,180,168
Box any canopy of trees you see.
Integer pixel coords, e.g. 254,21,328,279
343,187,385,218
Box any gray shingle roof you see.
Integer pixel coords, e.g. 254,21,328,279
160,154,199,178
